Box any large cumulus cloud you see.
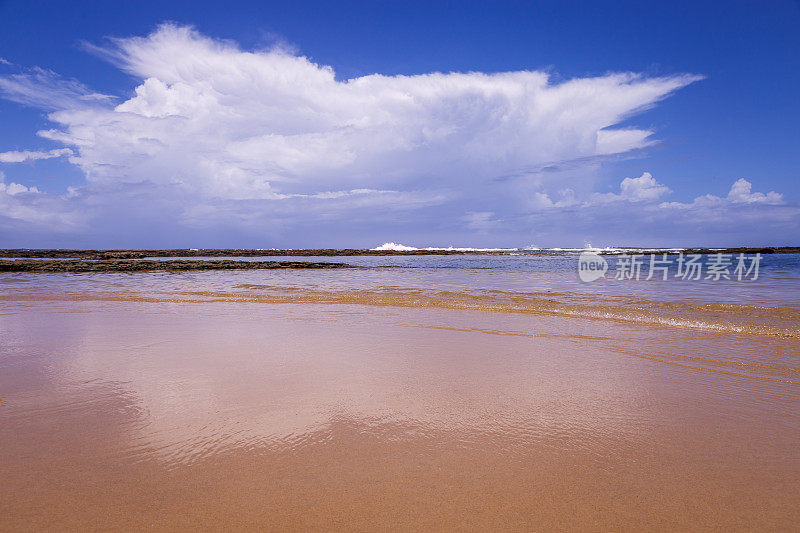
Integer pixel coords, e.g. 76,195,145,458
0,24,795,247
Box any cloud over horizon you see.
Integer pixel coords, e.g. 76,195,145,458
0,24,796,247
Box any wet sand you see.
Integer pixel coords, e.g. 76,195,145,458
1,286,798,530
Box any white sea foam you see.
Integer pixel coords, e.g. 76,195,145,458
372,242,420,251
372,242,685,254
547,246,685,254
372,242,519,252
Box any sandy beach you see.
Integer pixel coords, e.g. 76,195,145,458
1,255,798,530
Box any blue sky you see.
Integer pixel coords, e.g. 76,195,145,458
1,0,798,248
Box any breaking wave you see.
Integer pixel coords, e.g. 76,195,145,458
372,242,685,254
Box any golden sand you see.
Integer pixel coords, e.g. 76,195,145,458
1,296,798,530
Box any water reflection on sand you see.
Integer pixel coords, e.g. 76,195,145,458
1,272,799,529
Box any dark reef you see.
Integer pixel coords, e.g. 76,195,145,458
676,247,800,255
0,259,350,273
0,249,470,259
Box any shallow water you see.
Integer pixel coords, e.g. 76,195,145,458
1,254,798,529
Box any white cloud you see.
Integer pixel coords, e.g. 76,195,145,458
0,171,83,230
3,24,794,246
463,211,501,232
660,178,784,209
595,129,654,155
0,67,113,110
0,148,73,163
530,188,580,209
0,172,39,195
1,25,698,201
533,172,670,207
726,178,783,204
506,173,796,246
618,172,671,201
